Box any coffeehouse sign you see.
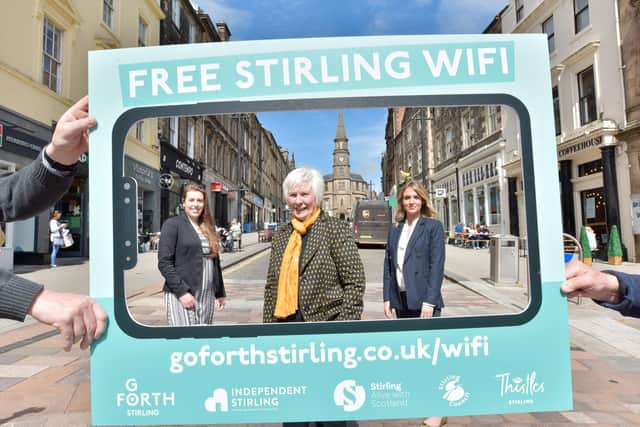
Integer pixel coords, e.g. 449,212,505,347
558,135,601,159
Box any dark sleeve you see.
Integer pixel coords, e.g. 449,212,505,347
332,220,366,321
0,154,72,222
597,271,640,318
423,220,445,306
214,256,226,298
0,269,44,321
157,219,190,297
382,226,394,303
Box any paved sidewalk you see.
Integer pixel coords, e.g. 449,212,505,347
2,237,640,425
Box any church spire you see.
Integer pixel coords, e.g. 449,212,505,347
335,112,347,141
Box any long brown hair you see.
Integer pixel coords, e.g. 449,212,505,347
182,183,219,256
395,180,437,223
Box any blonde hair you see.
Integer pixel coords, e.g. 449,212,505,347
182,183,219,256
395,180,437,223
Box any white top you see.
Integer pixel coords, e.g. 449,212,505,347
395,219,417,292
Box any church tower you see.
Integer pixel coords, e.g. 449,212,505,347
323,112,368,219
333,112,350,179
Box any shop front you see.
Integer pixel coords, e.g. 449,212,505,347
459,156,503,234
432,172,459,233
125,156,161,239
0,108,91,263
160,142,202,224
557,133,634,261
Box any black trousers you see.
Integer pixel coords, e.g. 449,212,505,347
395,291,441,318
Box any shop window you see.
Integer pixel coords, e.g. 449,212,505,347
581,188,606,250
489,185,501,225
578,159,603,177
42,17,62,94
578,66,596,126
574,0,589,34
464,190,474,224
477,188,486,225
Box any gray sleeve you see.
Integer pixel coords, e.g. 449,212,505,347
0,153,72,222
0,268,43,321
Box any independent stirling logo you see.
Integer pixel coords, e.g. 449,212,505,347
334,380,366,412
439,375,470,407
204,388,229,412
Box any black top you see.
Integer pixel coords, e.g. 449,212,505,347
158,214,225,299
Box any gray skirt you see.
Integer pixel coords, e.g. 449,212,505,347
164,257,216,326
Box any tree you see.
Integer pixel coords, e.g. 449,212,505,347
579,226,592,266
607,224,623,265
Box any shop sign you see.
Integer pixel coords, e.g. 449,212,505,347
211,181,223,192
160,142,202,182
0,126,47,158
252,192,264,208
558,135,601,159
125,157,160,189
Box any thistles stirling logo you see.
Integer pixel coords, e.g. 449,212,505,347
495,371,545,406
439,375,470,407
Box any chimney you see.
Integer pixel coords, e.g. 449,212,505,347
216,21,231,41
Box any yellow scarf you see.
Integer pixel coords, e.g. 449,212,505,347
274,207,322,318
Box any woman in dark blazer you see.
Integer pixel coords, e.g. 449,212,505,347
158,183,226,326
383,179,446,426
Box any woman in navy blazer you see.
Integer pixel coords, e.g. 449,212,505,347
383,179,445,318
383,180,446,426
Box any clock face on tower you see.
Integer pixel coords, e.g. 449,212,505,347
338,156,344,162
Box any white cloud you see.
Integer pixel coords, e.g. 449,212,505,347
197,0,253,33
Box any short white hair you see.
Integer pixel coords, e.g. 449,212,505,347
282,167,324,202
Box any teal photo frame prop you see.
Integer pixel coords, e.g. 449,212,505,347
89,35,572,425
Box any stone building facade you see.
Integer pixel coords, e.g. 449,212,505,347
323,113,369,219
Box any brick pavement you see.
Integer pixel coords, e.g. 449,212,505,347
2,238,640,426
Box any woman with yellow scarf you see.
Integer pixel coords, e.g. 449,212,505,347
263,167,365,325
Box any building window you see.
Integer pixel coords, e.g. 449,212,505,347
445,126,453,159
515,0,524,22
138,17,147,46
462,112,472,149
574,0,589,34
42,17,62,93
169,117,179,147
103,0,114,29
578,66,596,126
487,106,498,133
542,16,555,53
135,121,144,141
187,120,195,158
189,22,197,43
552,86,561,135
171,0,181,29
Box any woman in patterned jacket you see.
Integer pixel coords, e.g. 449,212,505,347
263,167,365,324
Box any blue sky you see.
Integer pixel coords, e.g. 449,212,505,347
196,0,508,194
